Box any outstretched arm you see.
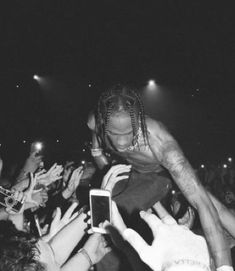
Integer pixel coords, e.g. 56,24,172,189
147,119,231,268
208,191,235,240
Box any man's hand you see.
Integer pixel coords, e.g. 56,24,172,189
31,189,48,207
36,163,63,187
123,206,210,271
101,164,131,192
24,173,39,206
62,167,83,199
147,119,231,267
42,202,79,242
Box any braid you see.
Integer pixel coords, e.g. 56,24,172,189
128,105,138,145
95,85,149,148
135,91,149,146
104,104,113,138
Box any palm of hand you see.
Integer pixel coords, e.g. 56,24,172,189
138,221,209,271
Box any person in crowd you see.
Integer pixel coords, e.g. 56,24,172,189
0,205,110,271
0,169,111,271
107,199,234,271
88,85,231,268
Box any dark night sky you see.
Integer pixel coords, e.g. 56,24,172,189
0,1,234,164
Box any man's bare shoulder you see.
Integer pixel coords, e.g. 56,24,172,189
87,111,96,131
145,116,171,138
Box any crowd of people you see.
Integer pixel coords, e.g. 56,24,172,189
197,163,235,209
0,85,234,271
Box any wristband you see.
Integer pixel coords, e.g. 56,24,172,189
91,148,103,157
78,248,93,267
163,259,210,271
217,266,234,271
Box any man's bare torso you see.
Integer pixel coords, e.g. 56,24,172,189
105,118,164,173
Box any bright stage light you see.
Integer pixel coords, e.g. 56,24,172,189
223,164,228,169
148,79,156,88
33,75,40,80
146,79,158,92
228,157,232,162
200,164,205,169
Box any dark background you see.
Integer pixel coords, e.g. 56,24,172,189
0,1,234,165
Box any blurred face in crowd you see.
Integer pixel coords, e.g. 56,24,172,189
224,190,235,204
106,111,134,152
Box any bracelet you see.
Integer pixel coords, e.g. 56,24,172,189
91,148,103,157
78,248,93,267
163,259,210,271
217,266,234,271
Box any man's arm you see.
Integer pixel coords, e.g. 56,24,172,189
208,191,235,239
87,112,109,170
147,119,231,268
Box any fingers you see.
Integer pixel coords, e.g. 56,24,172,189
70,211,79,221
53,207,62,222
71,166,83,180
114,175,129,182
111,201,127,233
139,211,162,237
35,169,47,178
152,201,169,218
48,163,57,173
123,228,149,255
12,191,25,202
41,224,49,235
102,164,131,188
105,164,131,180
109,165,132,179
152,201,177,225
29,173,37,192
63,202,78,221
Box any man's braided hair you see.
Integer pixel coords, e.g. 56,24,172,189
95,85,149,148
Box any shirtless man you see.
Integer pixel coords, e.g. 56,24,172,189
88,85,231,269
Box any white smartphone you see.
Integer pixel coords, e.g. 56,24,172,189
89,189,111,234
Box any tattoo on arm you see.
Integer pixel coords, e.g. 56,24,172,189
161,141,200,197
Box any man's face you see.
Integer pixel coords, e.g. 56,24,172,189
106,111,134,152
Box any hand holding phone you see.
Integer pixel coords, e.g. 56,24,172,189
89,189,111,234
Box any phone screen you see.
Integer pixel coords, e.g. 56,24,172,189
91,195,110,227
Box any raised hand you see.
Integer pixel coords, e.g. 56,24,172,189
31,189,48,208
123,205,210,271
36,163,63,187
43,202,79,242
101,164,131,192
24,173,40,206
62,166,83,199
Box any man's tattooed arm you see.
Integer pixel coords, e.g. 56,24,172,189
147,119,232,268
